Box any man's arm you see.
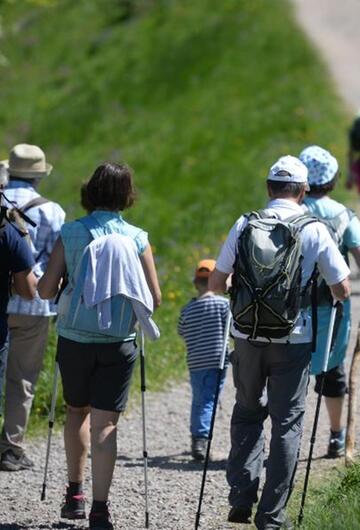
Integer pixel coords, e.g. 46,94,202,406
316,223,352,302
209,268,229,294
12,269,37,299
329,277,351,302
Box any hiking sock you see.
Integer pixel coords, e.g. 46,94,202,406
68,482,83,496
330,429,345,438
91,500,108,513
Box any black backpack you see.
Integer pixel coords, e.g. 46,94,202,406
230,210,318,341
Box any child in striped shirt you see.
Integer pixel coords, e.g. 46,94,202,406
178,259,229,461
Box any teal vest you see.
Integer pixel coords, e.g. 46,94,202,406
57,215,136,338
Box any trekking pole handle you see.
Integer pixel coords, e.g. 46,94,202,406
321,301,341,373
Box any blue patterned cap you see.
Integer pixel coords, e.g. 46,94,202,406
299,145,338,186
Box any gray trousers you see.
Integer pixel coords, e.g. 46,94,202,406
227,338,311,530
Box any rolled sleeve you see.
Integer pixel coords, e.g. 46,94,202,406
135,230,148,255
216,217,247,274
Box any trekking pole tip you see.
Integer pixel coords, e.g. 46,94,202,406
40,483,46,501
297,511,303,526
145,511,149,528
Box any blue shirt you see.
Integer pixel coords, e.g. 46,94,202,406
58,210,148,343
0,223,35,344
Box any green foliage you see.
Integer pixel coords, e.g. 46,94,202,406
0,0,352,425
287,462,360,529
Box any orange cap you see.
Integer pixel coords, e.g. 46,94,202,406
195,259,216,279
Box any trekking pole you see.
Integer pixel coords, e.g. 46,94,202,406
297,301,341,526
140,329,150,528
41,361,60,501
195,309,232,530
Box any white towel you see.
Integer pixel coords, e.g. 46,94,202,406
83,233,160,340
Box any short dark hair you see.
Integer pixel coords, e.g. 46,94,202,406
86,162,136,211
80,182,94,212
308,176,337,195
267,180,305,198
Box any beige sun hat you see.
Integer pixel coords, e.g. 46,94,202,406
2,143,53,179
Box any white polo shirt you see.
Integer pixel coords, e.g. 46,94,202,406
216,198,351,343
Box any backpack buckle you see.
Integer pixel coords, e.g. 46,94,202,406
254,287,262,301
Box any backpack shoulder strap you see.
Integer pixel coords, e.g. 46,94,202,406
22,196,50,212
245,209,279,221
285,213,318,231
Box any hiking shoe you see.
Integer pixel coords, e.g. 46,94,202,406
228,505,252,524
89,505,113,530
60,488,86,520
327,429,345,458
0,449,34,471
191,437,208,461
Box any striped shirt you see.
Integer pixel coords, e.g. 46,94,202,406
4,179,65,316
178,294,229,371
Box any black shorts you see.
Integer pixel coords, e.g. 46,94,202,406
56,336,137,412
314,364,347,398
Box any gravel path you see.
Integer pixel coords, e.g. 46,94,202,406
1,280,360,530
3,2,360,529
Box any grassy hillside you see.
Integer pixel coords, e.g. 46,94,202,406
288,461,360,529
0,0,352,419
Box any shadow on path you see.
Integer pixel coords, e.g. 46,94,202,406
117,453,227,471
0,522,88,530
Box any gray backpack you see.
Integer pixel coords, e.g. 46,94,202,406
312,207,355,306
231,210,317,341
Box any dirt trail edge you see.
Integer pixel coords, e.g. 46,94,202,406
292,0,360,111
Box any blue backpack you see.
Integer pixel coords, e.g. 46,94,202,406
57,216,137,338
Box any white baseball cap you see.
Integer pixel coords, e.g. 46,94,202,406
267,155,309,191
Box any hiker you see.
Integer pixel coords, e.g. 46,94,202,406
178,259,229,461
0,144,65,472
300,145,360,458
0,162,37,413
209,155,351,530
38,162,161,530
346,114,360,193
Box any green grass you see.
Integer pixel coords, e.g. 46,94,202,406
286,461,360,529
0,0,353,425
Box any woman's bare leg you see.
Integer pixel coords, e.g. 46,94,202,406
325,396,344,432
64,405,91,483
90,407,120,501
